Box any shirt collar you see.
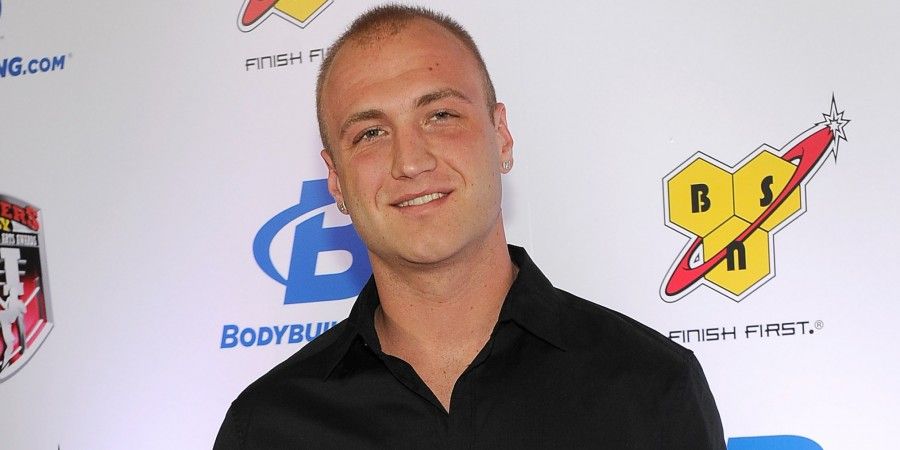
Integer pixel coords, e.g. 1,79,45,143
322,244,566,380
498,245,566,351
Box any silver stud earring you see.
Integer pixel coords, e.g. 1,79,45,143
337,201,348,214
502,160,512,171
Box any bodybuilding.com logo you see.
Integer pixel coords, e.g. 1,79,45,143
728,435,822,450
253,178,371,303
0,54,66,78
0,1,70,79
220,179,369,349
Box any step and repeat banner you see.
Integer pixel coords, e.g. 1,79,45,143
2,0,898,448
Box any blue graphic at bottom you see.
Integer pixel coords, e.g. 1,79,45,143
254,179,371,303
728,435,822,450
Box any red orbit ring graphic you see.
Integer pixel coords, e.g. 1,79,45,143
240,0,278,27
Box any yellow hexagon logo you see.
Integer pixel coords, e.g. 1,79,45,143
733,148,802,231
703,216,771,296
666,156,734,237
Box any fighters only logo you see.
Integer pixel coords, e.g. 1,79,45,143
661,97,849,302
0,194,53,382
238,0,332,31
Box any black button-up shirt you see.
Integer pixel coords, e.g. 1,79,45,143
215,246,725,449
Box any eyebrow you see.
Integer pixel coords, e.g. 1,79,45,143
415,88,472,108
338,89,473,140
340,109,386,140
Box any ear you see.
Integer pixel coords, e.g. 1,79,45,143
321,149,345,206
493,102,515,173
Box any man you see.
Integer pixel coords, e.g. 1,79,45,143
0,291,26,371
216,5,725,449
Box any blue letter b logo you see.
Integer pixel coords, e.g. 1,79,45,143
253,179,372,303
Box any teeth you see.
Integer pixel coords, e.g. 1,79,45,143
397,192,445,207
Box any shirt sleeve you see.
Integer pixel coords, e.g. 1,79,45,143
664,353,727,450
213,400,248,450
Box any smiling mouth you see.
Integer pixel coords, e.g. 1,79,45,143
396,192,446,208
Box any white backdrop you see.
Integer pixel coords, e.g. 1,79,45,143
2,0,898,448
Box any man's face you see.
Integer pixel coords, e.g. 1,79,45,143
320,18,513,268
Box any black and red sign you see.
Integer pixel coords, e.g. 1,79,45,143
0,194,53,382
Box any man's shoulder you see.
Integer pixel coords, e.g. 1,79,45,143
549,288,725,448
215,320,355,448
553,287,694,371
232,319,352,405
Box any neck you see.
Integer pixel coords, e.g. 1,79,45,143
370,223,516,355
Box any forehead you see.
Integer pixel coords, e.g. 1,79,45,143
321,18,486,118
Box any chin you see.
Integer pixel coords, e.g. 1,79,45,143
397,240,462,267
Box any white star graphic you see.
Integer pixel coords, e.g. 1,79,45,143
818,96,850,160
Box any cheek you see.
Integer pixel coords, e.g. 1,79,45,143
345,151,391,203
432,125,496,160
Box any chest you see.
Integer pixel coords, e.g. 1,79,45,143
412,356,470,411
252,360,667,450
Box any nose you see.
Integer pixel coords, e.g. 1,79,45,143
390,127,437,179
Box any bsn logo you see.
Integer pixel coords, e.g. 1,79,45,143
661,97,849,303
238,0,332,32
254,179,371,303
